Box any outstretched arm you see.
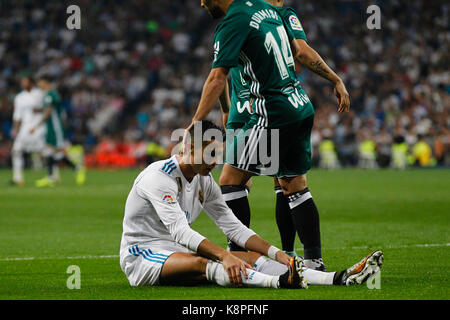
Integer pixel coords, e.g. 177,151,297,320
183,67,229,150
191,67,229,123
291,39,350,113
30,106,53,134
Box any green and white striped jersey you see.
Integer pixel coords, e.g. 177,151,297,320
213,0,314,128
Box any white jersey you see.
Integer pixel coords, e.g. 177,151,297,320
13,88,45,140
119,155,256,263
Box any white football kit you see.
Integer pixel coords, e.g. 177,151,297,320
120,155,256,286
12,88,46,153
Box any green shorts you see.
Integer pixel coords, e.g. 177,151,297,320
225,115,314,178
46,126,65,149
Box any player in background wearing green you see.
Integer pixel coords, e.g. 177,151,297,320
30,76,86,187
189,0,350,271
218,0,350,270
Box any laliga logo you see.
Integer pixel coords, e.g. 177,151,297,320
289,15,303,31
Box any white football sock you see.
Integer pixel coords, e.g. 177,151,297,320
254,255,288,275
12,150,24,183
51,165,60,181
251,256,336,285
205,260,279,288
302,267,336,285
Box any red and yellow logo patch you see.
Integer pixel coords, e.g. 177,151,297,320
163,194,176,204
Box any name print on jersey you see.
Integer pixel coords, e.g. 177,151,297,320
249,9,280,30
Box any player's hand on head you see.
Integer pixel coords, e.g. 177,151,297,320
334,80,350,113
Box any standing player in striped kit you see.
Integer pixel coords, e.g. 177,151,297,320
30,76,86,187
190,0,350,271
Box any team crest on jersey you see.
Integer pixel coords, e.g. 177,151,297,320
289,15,303,31
162,194,176,204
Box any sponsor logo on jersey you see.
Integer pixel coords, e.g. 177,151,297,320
289,15,303,31
236,101,252,114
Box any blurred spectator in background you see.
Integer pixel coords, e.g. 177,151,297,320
0,0,448,169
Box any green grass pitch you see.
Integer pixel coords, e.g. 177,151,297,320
0,168,449,300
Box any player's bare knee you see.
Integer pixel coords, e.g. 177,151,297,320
278,174,307,194
194,255,209,272
273,177,280,188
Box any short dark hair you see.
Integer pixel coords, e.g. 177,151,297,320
20,75,35,84
187,120,225,147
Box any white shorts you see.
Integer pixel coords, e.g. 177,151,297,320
120,243,190,286
13,133,45,153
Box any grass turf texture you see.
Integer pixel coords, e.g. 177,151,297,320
0,168,449,300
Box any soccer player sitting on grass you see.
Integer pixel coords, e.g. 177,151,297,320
119,120,383,288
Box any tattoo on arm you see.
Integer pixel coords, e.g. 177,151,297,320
310,61,330,76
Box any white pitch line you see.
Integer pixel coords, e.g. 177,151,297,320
297,242,450,251
0,254,119,262
1,243,448,262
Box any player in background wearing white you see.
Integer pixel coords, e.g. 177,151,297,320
120,120,383,288
10,76,45,186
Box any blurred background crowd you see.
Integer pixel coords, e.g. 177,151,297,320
0,0,448,169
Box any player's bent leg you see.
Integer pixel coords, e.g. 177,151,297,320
36,146,57,187
160,252,209,286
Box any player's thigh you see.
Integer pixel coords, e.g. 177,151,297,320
223,123,262,183
12,139,24,154
276,116,314,182
160,252,209,286
219,163,254,186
